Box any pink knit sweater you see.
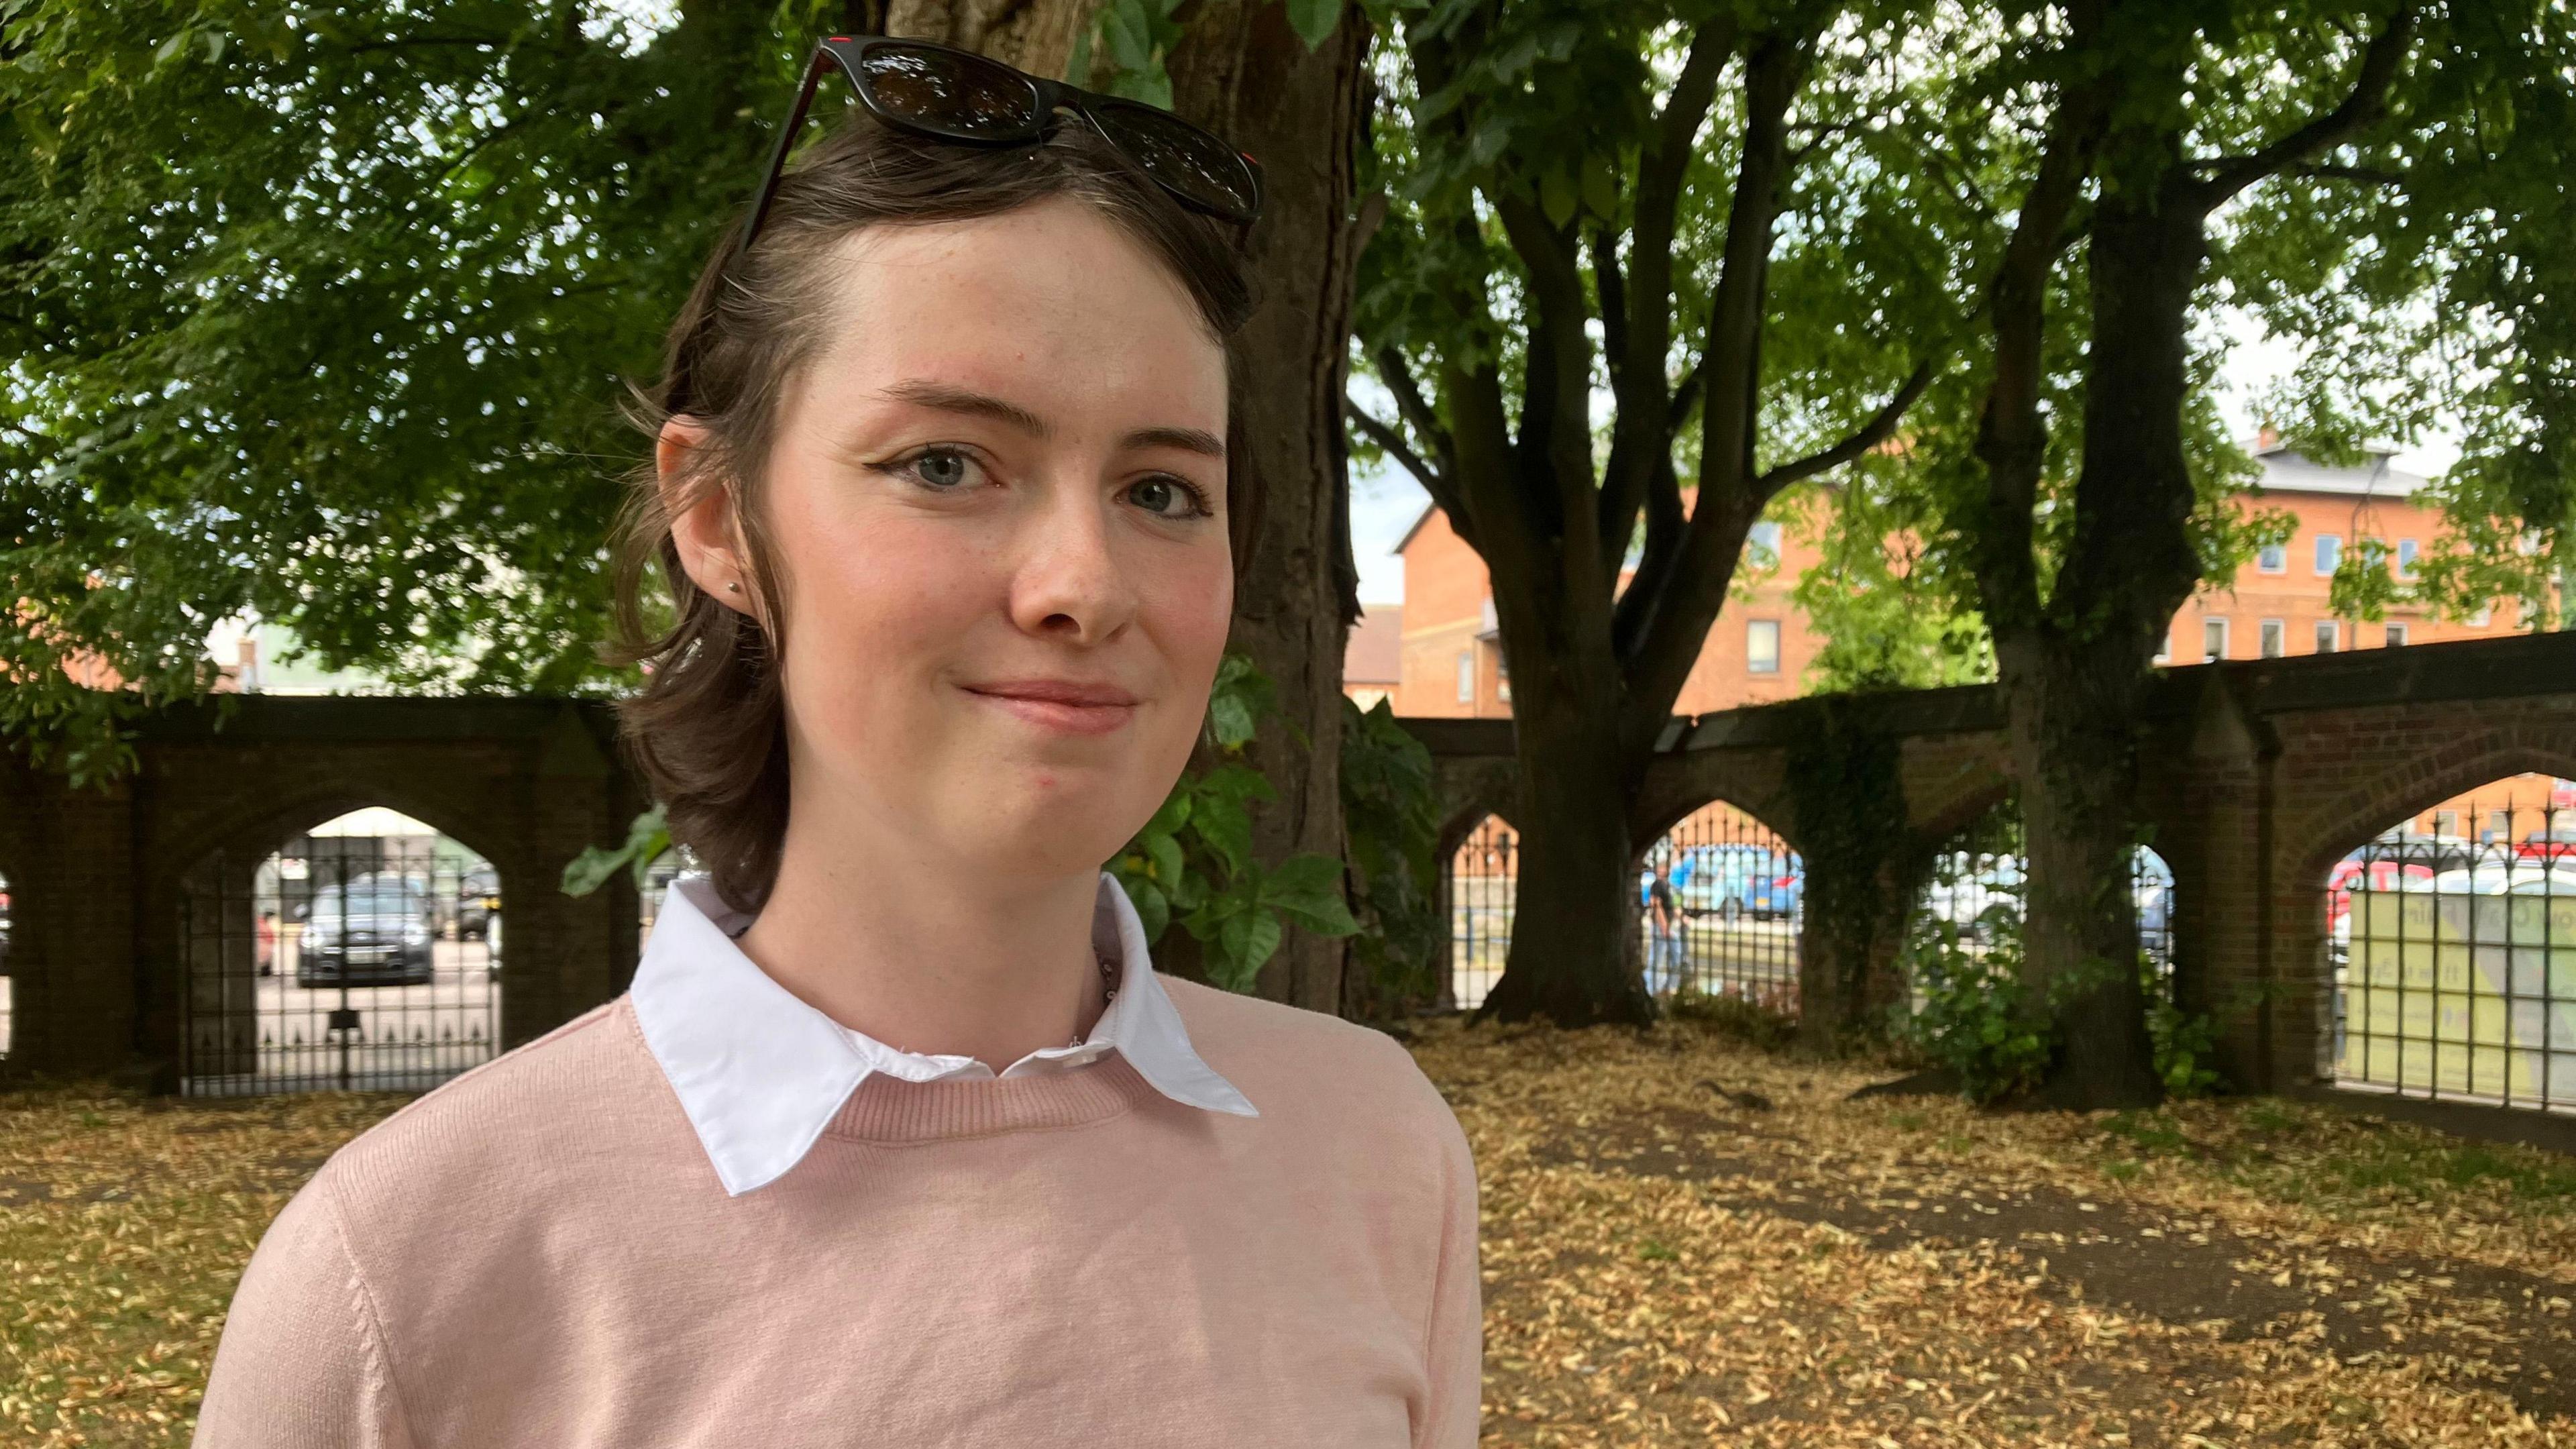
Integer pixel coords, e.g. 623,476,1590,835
191,979,1481,1448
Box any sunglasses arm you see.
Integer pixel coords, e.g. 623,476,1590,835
728,45,838,272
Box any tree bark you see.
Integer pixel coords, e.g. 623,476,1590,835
881,2,1371,1014
1166,6,1372,1016
1994,631,2165,1108
1474,653,1653,1027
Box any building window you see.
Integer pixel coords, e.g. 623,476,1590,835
1494,647,1511,702
2489,810,2512,843
1747,619,1782,674
2314,620,2340,653
2259,619,2285,658
2315,533,2342,574
2384,622,2409,647
2202,618,2229,662
1454,651,1472,704
2434,810,2459,837
2397,538,2419,576
2469,604,2492,627
2152,629,2171,663
2257,543,2287,574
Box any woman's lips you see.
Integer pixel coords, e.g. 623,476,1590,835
963,681,1139,737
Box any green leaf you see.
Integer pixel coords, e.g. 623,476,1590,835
1065,25,1095,86
1540,166,1577,228
1188,790,1256,875
559,804,670,898
1124,875,1171,941
1145,830,1185,885
1260,852,1361,935
1142,788,1192,839
1102,0,1156,73
1207,690,1258,749
1214,908,1284,991
559,844,629,899
1581,156,1619,223
1285,0,1344,51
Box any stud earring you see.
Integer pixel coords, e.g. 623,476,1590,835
725,581,741,594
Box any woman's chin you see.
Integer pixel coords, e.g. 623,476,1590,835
945,779,1143,873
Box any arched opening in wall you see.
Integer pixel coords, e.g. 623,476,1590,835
1637,801,1800,1012
1443,815,1519,1011
1900,800,2177,1017
2326,772,2576,1113
182,806,504,1097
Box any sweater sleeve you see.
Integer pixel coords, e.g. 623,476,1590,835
192,1172,418,1449
1415,1087,1483,1449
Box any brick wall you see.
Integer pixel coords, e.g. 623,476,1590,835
1401,632,2576,1093
0,697,646,1085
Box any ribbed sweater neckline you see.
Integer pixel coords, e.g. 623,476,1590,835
820,1050,1163,1144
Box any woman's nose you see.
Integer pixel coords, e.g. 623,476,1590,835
1007,490,1138,644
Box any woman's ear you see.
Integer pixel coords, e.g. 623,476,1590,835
659,418,754,616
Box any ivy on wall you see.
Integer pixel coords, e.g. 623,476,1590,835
1783,697,1908,1051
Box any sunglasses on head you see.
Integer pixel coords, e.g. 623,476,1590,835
730,36,1265,268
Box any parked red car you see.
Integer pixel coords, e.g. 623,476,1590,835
2515,825,2576,862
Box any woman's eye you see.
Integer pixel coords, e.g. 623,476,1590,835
1129,476,1210,519
906,448,977,490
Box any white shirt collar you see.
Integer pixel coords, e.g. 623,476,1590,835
630,871,1257,1196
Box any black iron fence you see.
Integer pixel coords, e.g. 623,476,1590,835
1903,834,2177,987
1638,805,1802,1010
1446,822,1517,1010
180,833,502,1096
2330,800,2576,1112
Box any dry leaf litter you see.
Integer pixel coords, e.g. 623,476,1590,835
6,1013,2575,1445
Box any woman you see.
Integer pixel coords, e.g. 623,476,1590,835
193,38,1480,1448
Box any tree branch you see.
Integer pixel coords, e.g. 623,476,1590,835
1495,195,1599,549
1755,357,1941,496
1966,17,2114,633
1597,21,1737,584
1618,25,1812,737
1344,402,1440,492
1371,345,1455,476
1666,360,1704,437
2185,6,2417,211
1591,227,1628,394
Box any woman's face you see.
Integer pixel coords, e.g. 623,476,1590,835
667,196,1233,883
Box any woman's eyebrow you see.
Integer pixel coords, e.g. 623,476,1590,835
881,380,1053,437
1122,425,1226,458
878,380,1220,458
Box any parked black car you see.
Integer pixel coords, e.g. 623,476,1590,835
298,874,435,987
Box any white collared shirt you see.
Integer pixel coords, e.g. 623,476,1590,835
630,871,1259,1196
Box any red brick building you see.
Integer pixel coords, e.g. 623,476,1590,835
1369,438,2541,720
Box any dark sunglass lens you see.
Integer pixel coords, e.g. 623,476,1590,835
855,43,1042,140
1089,101,1259,221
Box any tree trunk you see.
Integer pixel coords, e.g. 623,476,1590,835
1167,7,1372,1016
1474,649,1654,1028
1995,629,2163,1109
885,2,1373,1016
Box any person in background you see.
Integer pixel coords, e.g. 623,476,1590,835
1646,865,1684,995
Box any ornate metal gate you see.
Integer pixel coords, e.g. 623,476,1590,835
181,828,502,1096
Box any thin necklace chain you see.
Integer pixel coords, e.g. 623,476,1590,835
1070,951,1118,1049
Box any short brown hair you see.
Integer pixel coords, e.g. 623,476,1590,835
605,109,1257,915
